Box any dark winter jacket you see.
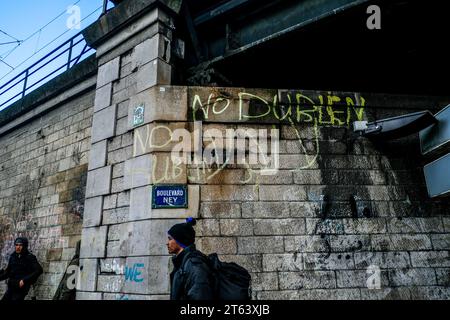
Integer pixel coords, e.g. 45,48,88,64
0,250,43,293
170,244,214,300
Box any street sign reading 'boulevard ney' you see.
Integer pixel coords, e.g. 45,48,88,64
152,185,188,209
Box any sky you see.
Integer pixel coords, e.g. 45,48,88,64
0,0,111,110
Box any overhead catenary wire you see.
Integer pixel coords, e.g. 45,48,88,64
0,29,22,43
0,3,103,81
0,0,83,66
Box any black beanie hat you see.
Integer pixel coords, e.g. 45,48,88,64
168,217,196,248
14,237,29,252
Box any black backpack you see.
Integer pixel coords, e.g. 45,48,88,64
207,253,252,300
181,251,252,300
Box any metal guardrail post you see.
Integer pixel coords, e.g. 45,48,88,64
22,70,28,98
67,39,74,70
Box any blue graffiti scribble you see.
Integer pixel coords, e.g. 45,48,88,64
124,263,145,283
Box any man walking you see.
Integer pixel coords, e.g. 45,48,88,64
0,237,43,301
167,218,214,300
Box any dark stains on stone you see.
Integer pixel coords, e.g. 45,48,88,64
60,164,88,221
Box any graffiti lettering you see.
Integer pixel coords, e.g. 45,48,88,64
124,263,144,283
192,91,366,126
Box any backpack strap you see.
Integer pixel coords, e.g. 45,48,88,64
179,251,192,274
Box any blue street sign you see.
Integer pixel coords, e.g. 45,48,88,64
152,185,188,209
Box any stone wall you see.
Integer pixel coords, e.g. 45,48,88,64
77,6,176,300
1,0,449,300
186,88,450,300
78,65,450,300
74,0,450,300
0,86,95,299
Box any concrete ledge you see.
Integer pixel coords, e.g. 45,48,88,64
82,0,179,50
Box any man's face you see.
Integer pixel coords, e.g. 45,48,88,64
167,235,182,255
15,243,23,254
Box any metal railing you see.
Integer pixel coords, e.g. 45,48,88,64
0,31,94,110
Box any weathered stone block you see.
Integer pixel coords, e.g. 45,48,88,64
250,272,278,291
123,256,171,295
201,185,258,201
97,57,120,88
103,207,129,225
255,170,293,185
97,275,125,293
284,235,329,253
77,259,98,291
387,217,444,233
256,290,300,300
371,234,433,251
237,236,284,254
410,251,450,267
242,202,290,218
132,34,171,69
360,287,411,300
289,202,319,218
410,287,450,300
91,104,117,143
278,271,336,290
135,59,171,93
259,185,307,201
149,152,187,184
83,196,103,227
103,194,117,210
108,146,130,165
80,226,108,258
303,253,355,270
123,154,152,189
86,166,112,198
354,252,411,269
293,170,324,185
389,268,436,286
94,83,113,112
254,218,306,235
343,219,387,234
117,191,130,207
128,86,187,129
444,217,450,232
220,219,253,236
133,122,188,156
88,140,107,171
200,203,241,218
262,253,303,272
76,291,103,300
431,234,450,250
196,219,220,237
436,268,450,286
329,235,372,252
336,270,389,288
125,219,184,256
189,169,255,185
100,258,126,274
197,237,237,255
305,218,345,235
300,289,362,300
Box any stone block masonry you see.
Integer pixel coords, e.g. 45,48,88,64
2,0,450,301
77,3,184,300
0,86,95,299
